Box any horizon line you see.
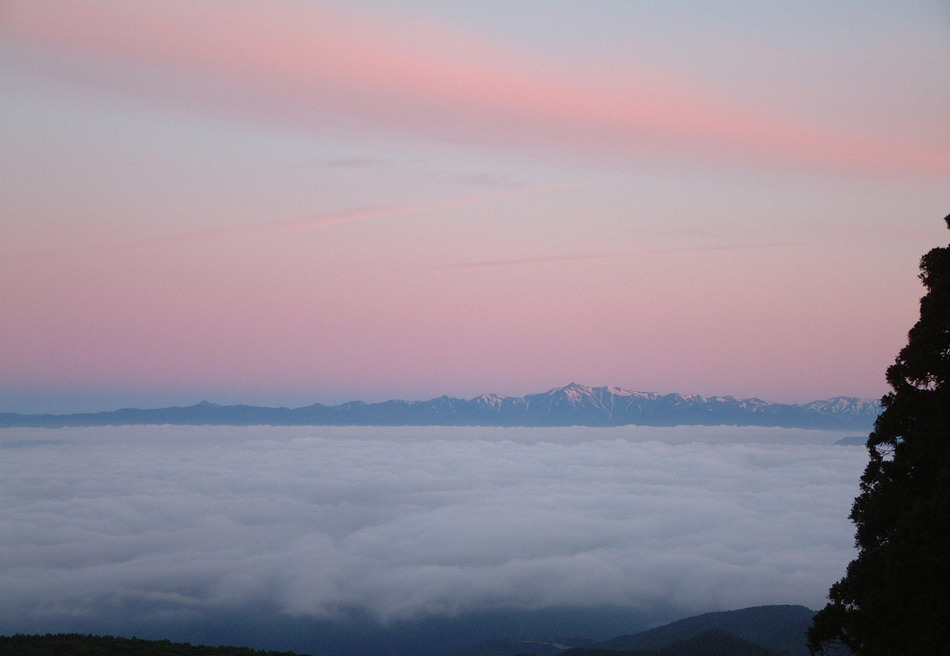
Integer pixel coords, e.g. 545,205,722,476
1,383,882,417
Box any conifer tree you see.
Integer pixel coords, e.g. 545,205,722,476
808,216,949,655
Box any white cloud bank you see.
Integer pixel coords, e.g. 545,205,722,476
0,425,865,646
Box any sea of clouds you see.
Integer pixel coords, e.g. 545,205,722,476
0,425,867,653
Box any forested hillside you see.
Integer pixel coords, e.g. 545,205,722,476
0,634,309,656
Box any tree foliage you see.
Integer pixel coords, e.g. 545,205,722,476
808,217,950,655
0,633,310,656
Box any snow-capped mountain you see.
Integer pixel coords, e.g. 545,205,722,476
802,396,882,418
1,383,882,429
464,383,879,428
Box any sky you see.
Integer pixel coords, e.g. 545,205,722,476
0,424,867,654
1,0,948,413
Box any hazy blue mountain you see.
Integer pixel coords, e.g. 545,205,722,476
445,605,813,656
563,629,778,656
596,605,815,656
0,383,879,429
0,605,816,656
654,629,779,656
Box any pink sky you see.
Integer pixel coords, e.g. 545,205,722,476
1,0,948,411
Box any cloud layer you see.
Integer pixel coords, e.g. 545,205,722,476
0,425,866,650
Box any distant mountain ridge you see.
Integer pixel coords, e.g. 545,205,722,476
592,604,816,656
0,383,879,429
0,605,818,656
449,604,816,656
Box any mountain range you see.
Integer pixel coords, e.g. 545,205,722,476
451,604,816,656
0,605,818,656
0,383,879,430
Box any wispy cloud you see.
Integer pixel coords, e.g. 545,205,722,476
324,157,386,169
234,182,598,237
438,253,626,270
437,240,812,270
669,240,815,255
1,0,945,175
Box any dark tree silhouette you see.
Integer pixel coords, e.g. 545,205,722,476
808,216,949,655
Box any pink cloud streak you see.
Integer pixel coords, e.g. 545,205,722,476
2,0,946,176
